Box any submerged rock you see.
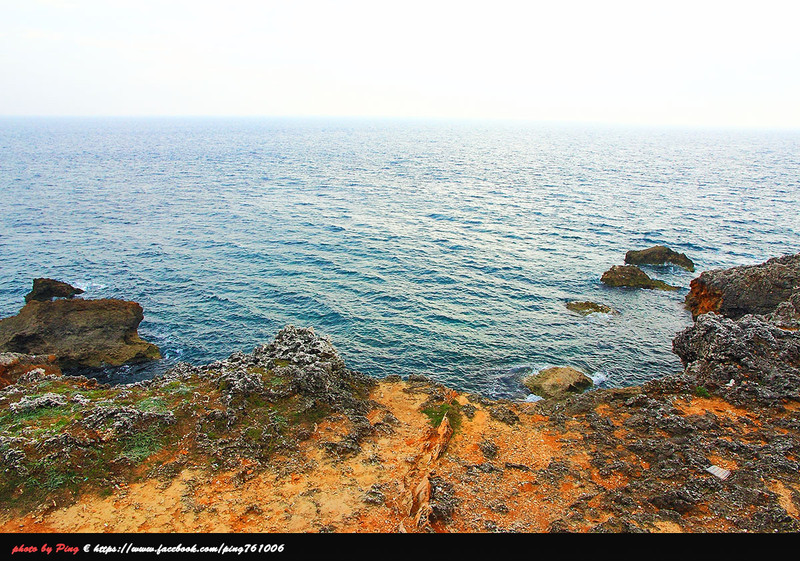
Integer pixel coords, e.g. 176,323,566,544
625,246,695,272
524,366,593,399
0,290,161,369
685,253,800,320
566,301,616,315
24,278,84,303
601,265,679,291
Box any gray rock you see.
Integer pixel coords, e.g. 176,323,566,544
673,312,800,406
9,392,68,413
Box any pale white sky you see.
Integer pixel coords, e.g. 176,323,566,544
1,0,799,127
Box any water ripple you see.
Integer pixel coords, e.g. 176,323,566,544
1,118,799,398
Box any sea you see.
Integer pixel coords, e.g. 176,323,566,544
1,117,798,399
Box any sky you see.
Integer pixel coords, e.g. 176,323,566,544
1,0,799,128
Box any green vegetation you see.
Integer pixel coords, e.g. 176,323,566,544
422,401,462,431
120,425,168,461
0,356,359,516
136,396,169,413
291,401,331,425
694,386,711,398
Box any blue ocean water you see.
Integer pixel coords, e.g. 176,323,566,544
1,118,798,399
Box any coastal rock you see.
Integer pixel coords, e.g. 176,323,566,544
24,278,84,303
672,312,800,407
768,293,800,330
600,265,679,291
9,392,68,413
256,325,377,416
524,366,593,399
156,325,378,465
566,301,616,315
0,297,161,369
625,246,695,272
1,312,799,533
0,353,62,389
685,253,800,320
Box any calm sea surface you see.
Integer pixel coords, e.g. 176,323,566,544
1,118,798,399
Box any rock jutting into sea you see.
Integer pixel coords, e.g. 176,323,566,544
0,280,161,369
600,265,679,291
624,245,695,272
684,252,800,320
24,278,84,303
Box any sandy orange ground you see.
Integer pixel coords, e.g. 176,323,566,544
2,380,798,533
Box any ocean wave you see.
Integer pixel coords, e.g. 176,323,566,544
1,119,798,397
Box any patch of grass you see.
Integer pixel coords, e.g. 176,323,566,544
34,464,78,492
694,386,711,398
266,375,286,388
243,426,262,442
246,393,268,408
162,381,192,396
0,406,78,437
85,388,115,400
120,425,167,461
421,402,462,431
136,397,169,413
291,401,331,425
271,413,288,431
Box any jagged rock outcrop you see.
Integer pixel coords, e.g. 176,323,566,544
768,292,800,330
673,312,800,407
565,301,616,315
523,366,593,399
675,253,800,406
0,291,161,369
24,278,84,303
685,253,800,320
601,265,678,291
625,246,695,272
157,325,378,464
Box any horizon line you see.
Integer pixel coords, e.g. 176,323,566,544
1,114,799,132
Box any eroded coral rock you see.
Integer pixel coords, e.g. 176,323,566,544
9,392,68,413
566,301,616,315
673,312,800,406
0,352,61,389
